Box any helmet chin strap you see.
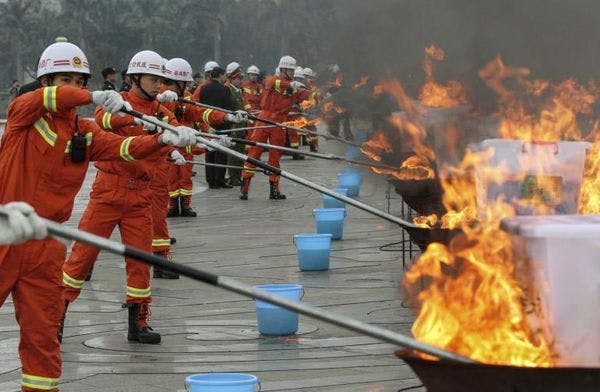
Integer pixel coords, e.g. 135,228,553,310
131,74,155,101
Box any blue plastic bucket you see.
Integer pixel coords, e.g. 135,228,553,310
338,171,362,196
294,233,333,271
345,146,361,159
254,284,303,335
322,188,348,209
313,208,346,240
185,373,259,392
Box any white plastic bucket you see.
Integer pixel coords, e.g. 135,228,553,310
470,139,591,215
503,214,600,367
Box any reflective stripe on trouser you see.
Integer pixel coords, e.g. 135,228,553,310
168,157,193,198
0,239,66,392
62,176,153,304
243,126,284,182
151,177,170,253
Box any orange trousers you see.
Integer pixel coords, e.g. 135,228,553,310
152,163,172,253
242,125,285,183
0,239,65,391
63,172,153,304
168,154,194,199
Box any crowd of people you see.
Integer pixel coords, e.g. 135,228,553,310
0,39,344,392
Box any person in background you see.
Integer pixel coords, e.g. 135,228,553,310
9,80,21,101
119,69,131,92
101,67,118,91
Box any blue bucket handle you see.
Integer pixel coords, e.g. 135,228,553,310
185,378,261,391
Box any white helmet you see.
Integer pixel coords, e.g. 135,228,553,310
126,50,164,77
278,55,296,70
37,42,90,78
226,61,241,76
164,58,194,82
303,67,316,78
204,61,219,73
247,65,260,75
293,66,305,79
275,67,280,75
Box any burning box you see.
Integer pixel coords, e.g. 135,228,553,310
470,139,591,215
502,215,600,367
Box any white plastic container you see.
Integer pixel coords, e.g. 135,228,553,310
502,215,600,367
470,139,591,215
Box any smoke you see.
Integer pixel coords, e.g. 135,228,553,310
326,0,600,109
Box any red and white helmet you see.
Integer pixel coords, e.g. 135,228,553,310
226,61,241,76
278,55,296,70
204,61,219,73
164,58,194,82
247,65,260,75
126,50,164,77
37,42,90,78
293,66,305,79
303,67,316,78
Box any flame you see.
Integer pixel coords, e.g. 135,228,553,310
300,97,317,111
404,149,554,367
579,130,600,213
353,75,369,90
281,117,321,129
419,44,467,108
322,101,346,114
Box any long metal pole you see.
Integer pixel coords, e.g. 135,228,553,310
184,160,267,174
0,205,474,365
179,98,362,147
197,131,400,171
124,108,416,229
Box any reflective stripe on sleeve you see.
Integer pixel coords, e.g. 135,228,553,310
42,86,58,112
119,136,135,162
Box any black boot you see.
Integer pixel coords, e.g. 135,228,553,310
152,251,180,279
167,197,180,217
240,177,251,200
269,181,286,200
58,300,69,343
124,303,161,344
85,266,93,281
170,237,176,245
179,196,197,217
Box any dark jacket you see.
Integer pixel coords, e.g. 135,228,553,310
199,79,234,131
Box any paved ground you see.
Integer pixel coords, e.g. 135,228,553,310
0,134,425,391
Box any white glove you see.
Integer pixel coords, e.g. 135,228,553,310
225,110,248,124
133,116,158,132
0,202,47,245
291,81,305,90
156,90,178,103
91,90,131,115
200,135,234,152
170,150,186,165
217,135,235,147
159,126,199,147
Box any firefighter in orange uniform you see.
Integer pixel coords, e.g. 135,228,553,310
163,58,241,218
302,67,322,152
240,56,311,200
62,50,198,345
191,60,219,102
285,66,309,160
241,65,263,143
0,42,196,392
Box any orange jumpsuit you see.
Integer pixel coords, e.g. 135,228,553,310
0,85,163,392
242,75,310,185
304,82,322,150
164,92,227,204
241,80,263,143
63,91,177,306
